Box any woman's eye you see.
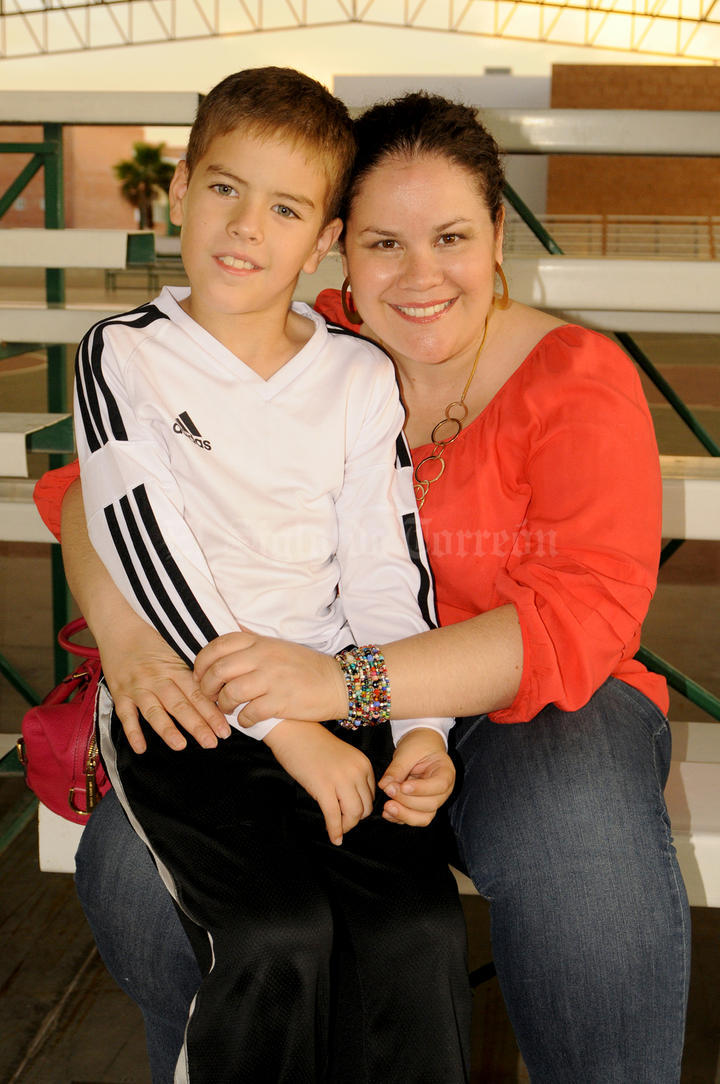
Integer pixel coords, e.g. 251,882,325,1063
438,233,460,245
211,183,236,197
273,204,298,218
375,239,398,250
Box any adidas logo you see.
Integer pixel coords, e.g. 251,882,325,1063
173,411,212,451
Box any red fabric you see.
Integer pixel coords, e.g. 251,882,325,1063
315,288,353,330
33,459,80,543
36,291,667,719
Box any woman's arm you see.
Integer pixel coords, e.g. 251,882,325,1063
195,604,523,724
61,479,230,753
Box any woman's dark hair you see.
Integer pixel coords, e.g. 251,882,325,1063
342,91,505,228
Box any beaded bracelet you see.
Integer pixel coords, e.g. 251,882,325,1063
335,645,391,730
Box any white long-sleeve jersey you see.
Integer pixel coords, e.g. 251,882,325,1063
74,286,450,744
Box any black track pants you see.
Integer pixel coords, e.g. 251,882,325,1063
100,707,472,1084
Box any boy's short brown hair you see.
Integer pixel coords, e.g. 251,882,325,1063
185,67,355,224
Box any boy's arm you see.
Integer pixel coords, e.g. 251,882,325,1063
74,318,282,740
264,721,375,844
61,479,230,753
332,354,454,747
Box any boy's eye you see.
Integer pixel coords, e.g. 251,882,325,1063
273,204,298,219
211,183,236,197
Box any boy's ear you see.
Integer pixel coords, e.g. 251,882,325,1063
302,218,343,275
168,161,189,228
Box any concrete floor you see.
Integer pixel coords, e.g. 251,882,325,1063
1,279,718,1080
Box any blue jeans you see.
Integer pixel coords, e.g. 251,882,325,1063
76,678,690,1083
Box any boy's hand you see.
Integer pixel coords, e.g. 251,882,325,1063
195,631,347,724
378,728,455,827
100,619,231,754
264,720,375,846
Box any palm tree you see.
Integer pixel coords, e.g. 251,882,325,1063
113,141,176,230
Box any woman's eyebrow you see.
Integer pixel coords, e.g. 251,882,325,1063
359,218,473,236
435,218,473,231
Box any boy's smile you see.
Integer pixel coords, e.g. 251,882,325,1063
169,129,341,359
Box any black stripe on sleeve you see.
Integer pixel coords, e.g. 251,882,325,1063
103,504,194,668
76,305,171,449
401,512,438,630
117,494,206,658
74,333,102,454
88,321,128,443
132,484,220,644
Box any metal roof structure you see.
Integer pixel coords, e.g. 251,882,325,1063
0,0,718,63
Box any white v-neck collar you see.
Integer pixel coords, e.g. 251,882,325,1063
158,286,327,399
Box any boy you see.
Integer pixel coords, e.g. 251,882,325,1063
74,69,470,1082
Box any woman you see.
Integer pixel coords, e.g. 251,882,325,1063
51,92,689,1083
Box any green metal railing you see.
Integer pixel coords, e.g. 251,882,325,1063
504,180,720,722
1,124,72,696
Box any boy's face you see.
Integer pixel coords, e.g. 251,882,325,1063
169,128,341,340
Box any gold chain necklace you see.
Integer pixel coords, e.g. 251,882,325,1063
413,314,489,509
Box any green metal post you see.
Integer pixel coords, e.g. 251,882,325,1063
615,332,720,458
0,652,41,706
0,152,44,218
636,647,720,720
43,123,72,682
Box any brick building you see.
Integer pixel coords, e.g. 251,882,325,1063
547,65,720,217
0,125,176,230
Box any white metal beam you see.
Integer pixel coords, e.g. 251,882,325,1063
4,95,719,160
0,0,718,61
0,90,200,126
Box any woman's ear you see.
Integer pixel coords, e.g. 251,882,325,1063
168,161,189,228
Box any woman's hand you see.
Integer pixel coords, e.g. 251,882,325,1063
378,728,456,827
100,618,231,754
195,631,348,725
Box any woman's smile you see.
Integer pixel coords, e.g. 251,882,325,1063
391,298,457,322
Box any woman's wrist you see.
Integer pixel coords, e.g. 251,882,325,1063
334,645,391,729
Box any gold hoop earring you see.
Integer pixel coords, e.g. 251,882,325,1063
341,277,363,326
494,263,509,309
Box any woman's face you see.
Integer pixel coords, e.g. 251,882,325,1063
343,153,504,376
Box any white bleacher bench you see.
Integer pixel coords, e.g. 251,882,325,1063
0,228,158,542
4,255,720,342
0,226,158,344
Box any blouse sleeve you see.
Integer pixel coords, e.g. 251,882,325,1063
489,327,663,723
33,460,81,543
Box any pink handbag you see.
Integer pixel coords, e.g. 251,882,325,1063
18,618,111,824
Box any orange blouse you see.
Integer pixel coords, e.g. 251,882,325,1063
36,289,668,721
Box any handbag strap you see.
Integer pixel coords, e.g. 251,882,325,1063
57,617,101,660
